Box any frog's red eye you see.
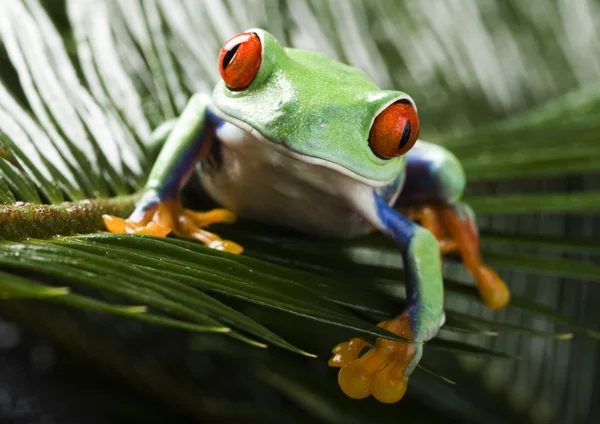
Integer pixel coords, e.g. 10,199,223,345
218,32,262,91
368,102,420,159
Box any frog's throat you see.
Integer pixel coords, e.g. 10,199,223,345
209,105,393,188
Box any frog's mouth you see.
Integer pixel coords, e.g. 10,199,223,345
209,105,393,188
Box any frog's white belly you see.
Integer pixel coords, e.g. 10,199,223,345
198,122,374,239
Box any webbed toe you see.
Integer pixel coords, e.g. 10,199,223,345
103,200,242,254
329,313,418,403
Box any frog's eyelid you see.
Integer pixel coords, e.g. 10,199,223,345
369,95,416,126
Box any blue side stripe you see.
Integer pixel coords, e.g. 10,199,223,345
159,113,221,199
374,191,415,247
206,109,226,129
374,191,422,310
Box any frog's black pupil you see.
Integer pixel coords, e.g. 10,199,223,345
222,44,241,70
398,121,411,149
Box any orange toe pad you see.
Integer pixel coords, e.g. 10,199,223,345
474,265,510,310
329,313,417,403
103,214,171,237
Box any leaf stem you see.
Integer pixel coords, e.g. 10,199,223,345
0,193,139,241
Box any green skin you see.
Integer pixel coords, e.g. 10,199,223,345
214,32,409,184
133,29,456,377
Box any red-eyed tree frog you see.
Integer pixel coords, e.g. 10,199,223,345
103,29,510,403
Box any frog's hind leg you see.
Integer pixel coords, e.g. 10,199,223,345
396,141,510,310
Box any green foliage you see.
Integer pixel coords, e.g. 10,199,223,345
0,0,599,422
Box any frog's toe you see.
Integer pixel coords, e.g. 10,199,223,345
102,214,172,237
329,314,417,403
369,362,409,403
173,226,243,254
337,350,380,399
328,338,369,367
336,336,415,402
173,208,243,254
475,265,510,310
131,221,171,237
102,214,130,233
207,238,244,254
185,208,237,226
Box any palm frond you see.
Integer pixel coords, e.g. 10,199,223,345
0,0,599,423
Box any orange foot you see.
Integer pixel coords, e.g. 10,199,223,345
402,204,509,310
328,312,418,403
102,200,243,254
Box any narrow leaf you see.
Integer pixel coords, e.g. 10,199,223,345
463,192,600,214
428,338,518,359
481,231,600,255
0,158,42,203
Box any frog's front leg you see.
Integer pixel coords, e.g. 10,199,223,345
329,191,444,403
102,93,242,253
397,141,509,310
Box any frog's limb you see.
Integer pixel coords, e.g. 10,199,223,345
329,192,444,403
146,119,177,160
402,206,457,254
396,141,509,310
102,93,241,253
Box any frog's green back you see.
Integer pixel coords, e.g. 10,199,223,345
213,29,414,185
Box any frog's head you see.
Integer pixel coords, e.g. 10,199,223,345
212,29,420,187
